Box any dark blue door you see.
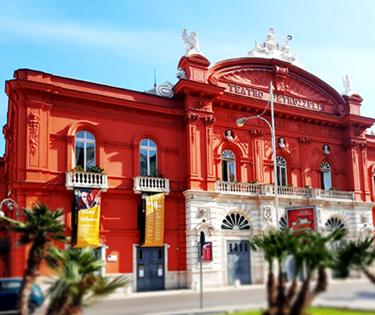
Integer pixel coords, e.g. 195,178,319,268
227,240,251,285
137,247,165,292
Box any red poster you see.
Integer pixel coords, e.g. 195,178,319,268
202,242,212,261
287,206,317,232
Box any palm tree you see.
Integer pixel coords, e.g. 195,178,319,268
249,229,296,315
290,229,345,315
46,247,129,315
0,202,66,315
333,237,375,284
249,229,345,315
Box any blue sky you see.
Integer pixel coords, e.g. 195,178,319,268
0,1,374,155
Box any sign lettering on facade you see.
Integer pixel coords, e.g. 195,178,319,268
226,83,324,112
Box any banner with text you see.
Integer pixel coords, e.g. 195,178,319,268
286,205,317,233
143,193,165,247
73,188,102,248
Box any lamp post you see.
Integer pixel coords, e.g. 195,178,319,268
0,197,19,218
236,81,279,230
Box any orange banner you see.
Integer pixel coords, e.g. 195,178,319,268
143,193,165,247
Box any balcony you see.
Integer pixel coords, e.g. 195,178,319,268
133,176,170,195
215,181,355,201
66,171,108,191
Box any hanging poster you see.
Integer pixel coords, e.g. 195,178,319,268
73,188,102,248
142,193,165,247
202,242,213,261
286,205,317,233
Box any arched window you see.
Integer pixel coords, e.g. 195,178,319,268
279,215,288,230
140,139,157,177
325,217,347,253
321,162,332,190
325,217,346,233
276,156,287,186
221,213,250,230
222,150,236,182
75,131,95,171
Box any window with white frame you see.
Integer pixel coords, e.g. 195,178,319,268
320,162,332,190
75,131,95,171
140,139,157,177
222,150,236,182
276,156,287,186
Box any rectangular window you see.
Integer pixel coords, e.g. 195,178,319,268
75,142,84,168
228,162,236,182
86,143,95,168
150,152,157,177
322,172,332,190
140,150,148,176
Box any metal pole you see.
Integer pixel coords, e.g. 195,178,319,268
199,241,203,309
270,81,280,230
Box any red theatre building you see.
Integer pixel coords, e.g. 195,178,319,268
1,29,375,291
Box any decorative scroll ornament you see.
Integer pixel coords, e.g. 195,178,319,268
145,81,174,98
29,110,40,154
263,206,273,224
195,208,215,236
176,67,187,80
196,207,210,219
249,129,265,137
184,113,199,123
204,116,215,125
182,29,203,56
360,213,369,225
248,28,303,68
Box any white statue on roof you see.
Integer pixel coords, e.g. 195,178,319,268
248,27,302,67
342,75,355,96
182,29,203,56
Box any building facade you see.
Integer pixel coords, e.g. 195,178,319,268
1,30,375,291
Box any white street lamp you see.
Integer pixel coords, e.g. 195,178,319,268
0,197,19,217
236,81,280,230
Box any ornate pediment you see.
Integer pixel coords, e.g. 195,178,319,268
208,58,347,116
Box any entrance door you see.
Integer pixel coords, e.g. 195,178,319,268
136,247,165,292
0,243,9,277
227,240,251,285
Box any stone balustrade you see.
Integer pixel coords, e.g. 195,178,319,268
216,181,355,201
66,171,108,191
133,176,170,194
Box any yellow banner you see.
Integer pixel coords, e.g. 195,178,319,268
74,205,101,248
143,193,165,247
